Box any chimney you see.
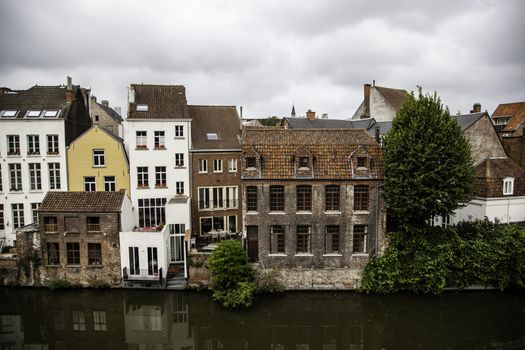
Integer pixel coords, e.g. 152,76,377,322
66,76,72,91
470,103,481,113
363,83,372,118
375,127,380,143
101,100,109,107
306,109,316,121
65,76,75,102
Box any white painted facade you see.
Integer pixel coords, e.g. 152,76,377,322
0,119,68,245
452,196,525,224
351,86,399,122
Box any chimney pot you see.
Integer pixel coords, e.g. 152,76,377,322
66,76,72,91
470,103,481,113
101,100,109,107
306,110,316,121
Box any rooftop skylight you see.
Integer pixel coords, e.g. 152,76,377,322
0,110,18,117
26,110,42,117
206,132,219,141
136,104,148,112
44,110,59,118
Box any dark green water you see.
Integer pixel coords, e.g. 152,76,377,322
0,288,524,350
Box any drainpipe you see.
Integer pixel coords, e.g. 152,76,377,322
375,183,384,256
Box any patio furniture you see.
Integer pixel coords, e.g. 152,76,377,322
218,230,227,241
210,230,219,243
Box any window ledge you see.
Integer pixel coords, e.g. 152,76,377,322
7,154,21,157
87,264,104,268
357,167,368,171
93,165,106,168
9,191,24,194
351,253,369,257
295,253,314,257
153,147,166,150
324,211,341,215
155,185,168,189
29,190,44,193
353,210,370,215
269,212,285,215
66,265,82,268
297,211,312,214
174,136,185,139
245,167,257,171
136,186,150,189
268,253,287,257
246,211,258,214
323,254,342,257
135,147,148,150
175,165,186,169
46,153,60,156
198,171,208,174
298,167,310,171
46,264,62,268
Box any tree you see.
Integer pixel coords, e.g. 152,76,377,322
383,87,475,229
259,116,281,126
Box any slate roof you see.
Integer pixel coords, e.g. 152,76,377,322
127,84,189,119
369,121,393,136
0,85,79,119
96,101,123,122
39,190,126,213
375,86,409,112
492,102,525,132
241,128,383,179
452,112,486,131
282,117,354,129
189,105,241,149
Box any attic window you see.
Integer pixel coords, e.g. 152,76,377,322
43,110,59,118
0,110,17,118
299,157,309,169
206,132,219,141
246,157,257,169
503,177,514,196
26,110,42,118
357,157,367,168
136,104,148,112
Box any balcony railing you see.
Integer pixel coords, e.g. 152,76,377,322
44,224,58,232
198,199,238,210
87,224,101,232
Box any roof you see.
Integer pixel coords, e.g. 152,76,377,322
368,121,392,136
127,84,189,119
475,157,523,178
452,112,486,131
375,86,409,112
283,117,354,129
189,105,241,149
492,102,525,132
39,190,126,213
241,128,382,179
96,101,123,122
0,85,79,119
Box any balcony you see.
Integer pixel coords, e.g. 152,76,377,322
87,224,101,233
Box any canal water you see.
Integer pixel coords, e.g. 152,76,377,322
0,288,524,349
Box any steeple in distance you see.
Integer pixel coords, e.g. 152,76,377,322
291,104,296,118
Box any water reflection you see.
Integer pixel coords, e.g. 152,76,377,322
0,289,524,349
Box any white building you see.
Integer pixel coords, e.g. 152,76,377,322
0,79,91,245
124,84,192,276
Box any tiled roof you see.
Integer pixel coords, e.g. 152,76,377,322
453,112,486,131
39,190,126,213
475,157,523,179
241,128,383,179
283,118,354,129
0,85,78,119
96,101,123,122
189,105,241,149
492,102,525,132
128,84,189,119
375,86,409,112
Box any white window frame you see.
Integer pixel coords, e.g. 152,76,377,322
11,203,24,229
136,131,147,148
503,177,514,195
213,159,223,173
228,159,237,172
104,176,116,191
175,153,184,167
175,125,184,138
84,176,96,192
206,132,219,141
27,135,40,155
155,166,167,188
198,159,208,173
93,149,105,167
1,110,18,118
176,181,184,195
29,163,42,191
47,135,59,155
48,163,61,190
137,167,149,187
7,135,20,155
31,202,40,223
9,163,22,191
154,131,165,149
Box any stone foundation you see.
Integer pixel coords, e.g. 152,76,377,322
268,267,364,290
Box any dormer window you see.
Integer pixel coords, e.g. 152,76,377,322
503,177,514,196
246,157,257,169
357,157,367,168
0,110,18,118
136,104,148,112
299,157,309,169
26,110,42,118
206,132,219,141
43,110,59,118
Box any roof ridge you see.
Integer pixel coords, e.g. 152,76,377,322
189,104,237,108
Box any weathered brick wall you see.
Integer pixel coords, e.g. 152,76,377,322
464,116,507,164
187,251,211,287
267,267,366,290
501,136,525,167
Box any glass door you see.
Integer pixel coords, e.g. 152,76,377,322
128,247,139,275
147,247,158,275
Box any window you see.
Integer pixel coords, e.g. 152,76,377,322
104,176,116,191
72,311,86,331
270,185,285,211
136,104,148,112
137,167,149,187
27,135,40,155
93,150,105,167
503,177,514,195
93,311,107,331
270,225,285,254
43,110,58,118
66,242,80,265
88,243,102,265
84,176,96,191
47,135,59,154
155,166,167,187
11,204,24,229
198,159,207,173
87,217,101,232
49,163,61,189
44,216,58,232
46,242,60,265
0,205,4,230
136,131,147,148
225,158,237,173
31,203,40,223
9,163,22,191
0,110,17,118
138,198,166,227
199,188,210,209
353,225,367,253
212,187,224,208
0,165,2,192
175,125,184,137
175,153,184,167
326,225,340,254
26,110,41,118
325,185,340,211
154,131,165,148
176,181,184,195
297,225,312,253
7,135,20,155
213,159,223,173
297,185,312,211
246,157,256,169
357,157,367,168
206,132,219,140
226,186,237,208
246,186,258,212
354,185,369,211
299,157,309,169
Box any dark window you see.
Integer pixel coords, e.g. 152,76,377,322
325,185,340,211
246,157,256,168
357,157,366,168
326,225,340,254
246,186,258,212
44,216,58,232
354,185,369,211
7,135,20,155
66,242,80,265
154,131,165,148
87,217,101,232
0,204,4,230
104,176,116,191
352,225,367,253
155,166,167,187
299,157,309,168
270,225,285,254
296,225,311,253
138,198,166,228
47,242,60,265
296,185,312,211
137,167,149,187
93,150,105,166
47,134,59,154
88,243,102,265
270,185,285,211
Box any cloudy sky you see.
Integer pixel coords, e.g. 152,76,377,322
1,0,524,119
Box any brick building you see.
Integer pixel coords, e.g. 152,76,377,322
189,105,242,241
240,128,386,281
33,190,133,286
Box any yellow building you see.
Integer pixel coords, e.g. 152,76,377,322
67,126,130,194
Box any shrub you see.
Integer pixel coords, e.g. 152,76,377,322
89,279,111,289
255,269,285,294
48,278,73,290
